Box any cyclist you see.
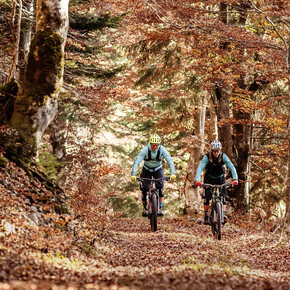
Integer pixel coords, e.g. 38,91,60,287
195,140,238,224
131,134,176,217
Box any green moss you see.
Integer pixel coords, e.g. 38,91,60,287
65,63,126,79
0,80,19,96
70,12,125,31
109,196,140,218
38,149,61,180
0,157,8,168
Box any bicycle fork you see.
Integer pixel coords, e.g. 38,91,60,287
211,199,224,223
148,191,160,213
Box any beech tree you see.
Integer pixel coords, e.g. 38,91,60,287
1,0,69,165
184,96,207,214
18,0,34,82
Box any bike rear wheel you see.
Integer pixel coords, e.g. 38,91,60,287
150,192,158,232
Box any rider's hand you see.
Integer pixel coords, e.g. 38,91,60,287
170,174,176,181
232,180,238,186
131,176,136,182
195,181,202,187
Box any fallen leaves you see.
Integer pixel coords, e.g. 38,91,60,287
0,159,289,289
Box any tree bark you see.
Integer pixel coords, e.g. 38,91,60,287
232,2,253,213
184,96,206,215
285,116,290,233
2,0,69,164
18,0,34,83
219,2,227,24
208,101,218,142
285,37,290,231
7,0,22,82
233,108,250,213
213,84,233,158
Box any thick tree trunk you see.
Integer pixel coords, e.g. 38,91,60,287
2,0,69,164
184,97,206,215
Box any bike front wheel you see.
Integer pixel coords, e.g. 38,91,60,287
215,201,222,240
150,193,158,232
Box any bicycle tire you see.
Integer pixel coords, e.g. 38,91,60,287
216,201,222,240
211,208,216,236
150,192,158,232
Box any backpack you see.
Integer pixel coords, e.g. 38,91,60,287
205,151,225,176
207,151,223,164
144,147,161,161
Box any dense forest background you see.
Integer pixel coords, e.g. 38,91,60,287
0,0,289,289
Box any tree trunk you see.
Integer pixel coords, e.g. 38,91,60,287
232,2,253,213
184,96,206,215
208,101,218,142
285,116,290,234
2,0,69,164
213,85,233,158
48,119,67,160
219,2,227,24
233,109,250,213
7,0,22,82
18,0,34,83
285,38,290,231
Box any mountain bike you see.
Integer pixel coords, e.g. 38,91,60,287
137,177,170,232
202,183,232,240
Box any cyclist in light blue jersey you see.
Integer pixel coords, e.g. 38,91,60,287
131,134,176,217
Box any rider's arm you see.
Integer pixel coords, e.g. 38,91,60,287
223,154,238,180
195,155,208,182
161,146,176,175
131,147,147,176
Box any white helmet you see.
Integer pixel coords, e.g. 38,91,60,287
211,140,222,150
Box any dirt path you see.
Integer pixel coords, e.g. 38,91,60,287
1,216,289,289
101,217,290,289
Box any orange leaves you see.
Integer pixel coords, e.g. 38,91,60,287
93,164,122,177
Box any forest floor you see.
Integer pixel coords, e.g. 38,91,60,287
0,160,289,290
1,187,290,290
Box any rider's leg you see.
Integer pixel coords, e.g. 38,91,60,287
204,199,210,224
141,191,148,209
140,168,152,214
159,190,164,210
222,183,228,223
204,204,210,212
153,168,164,212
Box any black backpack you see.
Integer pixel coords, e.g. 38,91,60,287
144,147,162,161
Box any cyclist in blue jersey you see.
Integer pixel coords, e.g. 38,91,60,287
131,134,176,217
195,140,238,224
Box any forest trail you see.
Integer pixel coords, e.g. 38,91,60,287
1,213,289,290
102,217,290,289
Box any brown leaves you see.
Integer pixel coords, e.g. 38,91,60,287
1,165,290,290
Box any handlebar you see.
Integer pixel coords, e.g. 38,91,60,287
137,177,170,182
202,183,232,189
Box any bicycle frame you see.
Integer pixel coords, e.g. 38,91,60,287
202,183,232,240
137,177,170,232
